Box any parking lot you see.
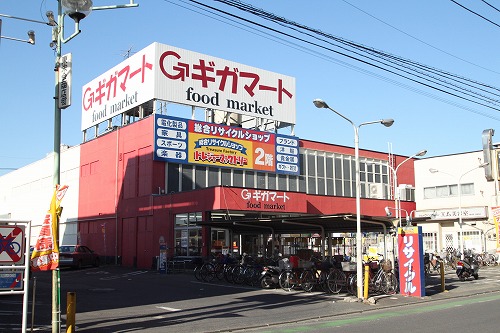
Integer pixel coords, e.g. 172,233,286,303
1,265,500,332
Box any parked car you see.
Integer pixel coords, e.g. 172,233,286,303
59,245,100,269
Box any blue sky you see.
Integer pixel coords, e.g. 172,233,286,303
1,0,499,176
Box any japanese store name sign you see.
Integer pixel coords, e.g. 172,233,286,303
82,42,296,131
154,114,300,175
397,226,425,297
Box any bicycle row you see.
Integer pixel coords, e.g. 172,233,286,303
192,254,399,296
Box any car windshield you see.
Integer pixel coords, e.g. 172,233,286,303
60,246,76,253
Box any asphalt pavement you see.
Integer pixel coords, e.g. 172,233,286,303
2,264,500,332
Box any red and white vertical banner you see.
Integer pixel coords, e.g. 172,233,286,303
30,185,69,271
491,207,500,253
398,226,425,297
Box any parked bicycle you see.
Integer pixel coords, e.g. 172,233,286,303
348,257,398,296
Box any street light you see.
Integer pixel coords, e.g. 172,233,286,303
313,98,394,300
429,162,488,260
368,149,427,226
49,2,138,332
384,206,417,228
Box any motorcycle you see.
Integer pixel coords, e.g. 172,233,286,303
456,255,479,281
259,256,288,289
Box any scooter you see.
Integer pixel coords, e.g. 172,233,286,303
456,255,479,281
259,256,287,289
259,265,282,288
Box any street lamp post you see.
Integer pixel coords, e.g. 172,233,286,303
369,149,427,226
429,162,488,260
313,99,394,300
48,1,138,332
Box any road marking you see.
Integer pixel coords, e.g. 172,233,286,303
100,270,148,280
157,306,181,312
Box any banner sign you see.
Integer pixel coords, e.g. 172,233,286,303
492,206,500,252
398,226,425,297
154,114,300,175
82,42,296,131
59,53,72,109
30,185,69,271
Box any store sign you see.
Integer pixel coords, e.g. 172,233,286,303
398,226,425,297
154,114,300,175
58,53,72,109
82,42,296,131
241,188,292,211
414,206,487,220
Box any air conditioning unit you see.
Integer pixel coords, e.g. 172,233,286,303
368,183,385,199
398,184,415,201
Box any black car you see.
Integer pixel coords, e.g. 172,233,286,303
59,245,100,269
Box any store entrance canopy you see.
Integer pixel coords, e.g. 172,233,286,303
198,214,395,235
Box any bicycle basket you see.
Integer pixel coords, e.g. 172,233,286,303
382,260,392,272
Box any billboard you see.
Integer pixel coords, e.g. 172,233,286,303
82,43,296,131
154,114,300,175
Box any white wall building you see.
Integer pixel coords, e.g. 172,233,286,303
0,145,80,245
414,150,499,256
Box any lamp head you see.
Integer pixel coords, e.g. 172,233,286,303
416,149,427,157
313,99,329,109
381,119,394,127
384,207,392,217
62,0,93,23
46,11,56,26
27,30,35,45
429,168,439,173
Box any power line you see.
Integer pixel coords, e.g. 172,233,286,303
165,0,500,119
450,0,500,28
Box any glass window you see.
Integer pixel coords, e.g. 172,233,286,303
289,175,299,192
461,183,474,195
221,168,231,186
174,212,203,257
268,173,277,190
167,163,180,193
233,169,244,187
195,166,206,189
317,178,325,195
208,167,219,187
449,184,458,196
343,159,351,180
181,165,193,191
245,171,255,188
175,213,188,227
317,155,325,177
436,185,449,197
424,187,436,199
307,176,316,194
326,157,333,179
307,154,316,176
257,172,266,188
278,174,287,191
299,175,306,192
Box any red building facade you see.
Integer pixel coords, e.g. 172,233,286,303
77,115,417,268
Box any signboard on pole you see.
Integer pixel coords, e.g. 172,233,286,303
0,226,25,263
398,226,425,297
59,53,72,109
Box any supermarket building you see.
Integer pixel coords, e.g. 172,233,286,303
0,42,431,268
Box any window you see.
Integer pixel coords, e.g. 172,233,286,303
166,148,391,199
174,212,202,257
424,183,474,199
